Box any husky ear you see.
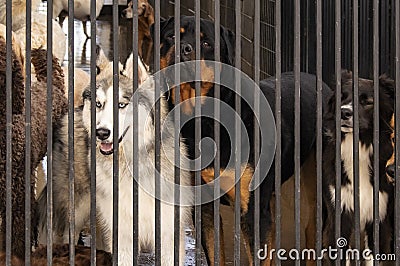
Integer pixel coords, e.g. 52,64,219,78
379,74,395,100
138,57,149,84
151,17,174,40
221,25,235,65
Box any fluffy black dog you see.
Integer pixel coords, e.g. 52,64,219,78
322,70,394,263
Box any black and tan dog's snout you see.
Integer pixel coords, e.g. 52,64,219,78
386,163,395,182
341,106,353,120
96,128,111,141
180,42,194,61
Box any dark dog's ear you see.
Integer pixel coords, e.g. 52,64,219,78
151,17,174,40
144,2,154,18
221,25,235,65
379,74,395,100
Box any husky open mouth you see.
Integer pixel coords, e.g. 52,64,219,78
99,126,130,155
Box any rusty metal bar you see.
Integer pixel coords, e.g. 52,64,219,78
67,0,76,264
173,1,181,265
5,0,13,264
46,0,54,264
24,0,32,263
154,0,161,265
112,0,120,264
334,0,342,264
131,0,139,264
293,0,301,264
352,1,361,263
315,0,323,265
234,0,242,264
274,0,282,264
213,0,221,265
194,0,202,264
395,0,400,263
372,0,380,264
89,0,97,264
253,0,260,265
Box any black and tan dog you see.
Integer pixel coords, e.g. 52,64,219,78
156,16,332,265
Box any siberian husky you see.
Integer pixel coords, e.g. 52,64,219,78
81,71,193,265
37,56,193,265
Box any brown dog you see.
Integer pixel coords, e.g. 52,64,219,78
122,0,154,65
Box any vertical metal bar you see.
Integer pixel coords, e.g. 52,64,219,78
46,0,54,264
194,1,202,264
234,0,241,265
274,0,282,264
68,0,75,264
372,0,380,264
89,0,97,264
334,0,342,264
154,0,161,265
5,0,12,264
213,0,221,265
253,0,260,265
352,1,361,263
315,0,323,265
395,0,400,263
24,0,32,263
173,1,181,265
391,0,396,76
112,0,119,264
131,0,139,265
293,0,301,264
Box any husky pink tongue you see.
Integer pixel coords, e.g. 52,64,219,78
100,142,113,152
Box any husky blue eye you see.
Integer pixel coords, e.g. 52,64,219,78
119,103,128,108
96,101,102,108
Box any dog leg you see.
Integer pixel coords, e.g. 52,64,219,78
199,202,225,266
159,203,181,266
241,184,273,266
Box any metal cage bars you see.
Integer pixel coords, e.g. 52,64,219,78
2,0,400,265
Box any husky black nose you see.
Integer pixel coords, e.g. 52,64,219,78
341,108,353,120
181,43,193,58
386,164,395,179
96,128,111,141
